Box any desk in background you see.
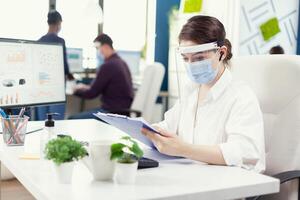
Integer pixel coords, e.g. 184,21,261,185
66,74,170,120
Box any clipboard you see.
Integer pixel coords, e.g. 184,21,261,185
93,112,159,148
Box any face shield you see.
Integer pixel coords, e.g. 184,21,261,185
174,41,220,101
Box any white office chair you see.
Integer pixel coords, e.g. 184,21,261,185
130,63,165,122
231,55,300,200
111,63,165,123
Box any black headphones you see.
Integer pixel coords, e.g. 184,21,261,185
219,52,224,61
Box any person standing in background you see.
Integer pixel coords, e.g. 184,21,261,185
35,10,73,120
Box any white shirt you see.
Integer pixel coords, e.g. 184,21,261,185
157,68,265,172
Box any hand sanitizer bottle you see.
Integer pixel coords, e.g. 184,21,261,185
40,113,58,159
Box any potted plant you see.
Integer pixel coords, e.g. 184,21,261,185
110,136,143,184
45,136,87,184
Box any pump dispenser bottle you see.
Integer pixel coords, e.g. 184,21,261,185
40,113,58,158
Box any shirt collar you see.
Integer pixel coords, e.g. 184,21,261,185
208,68,232,101
105,52,118,62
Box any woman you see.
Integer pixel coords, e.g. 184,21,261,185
142,15,265,172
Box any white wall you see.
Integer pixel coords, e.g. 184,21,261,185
103,0,147,52
56,0,102,68
0,0,48,40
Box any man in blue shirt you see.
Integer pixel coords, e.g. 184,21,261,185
35,11,73,120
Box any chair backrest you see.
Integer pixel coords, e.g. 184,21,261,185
131,63,165,122
231,55,300,200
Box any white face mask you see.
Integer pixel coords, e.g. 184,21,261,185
96,51,104,68
185,59,218,84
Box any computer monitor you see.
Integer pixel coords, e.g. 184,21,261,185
0,38,66,108
67,48,84,73
117,50,141,76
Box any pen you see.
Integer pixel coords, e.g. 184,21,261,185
0,109,14,141
26,128,44,135
18,107,26,118
0,108,7,118
11,107,27,144
0,128,44,135
15,107,26,128
15,107,25,126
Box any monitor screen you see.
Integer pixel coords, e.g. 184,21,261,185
117,50,141,76
67,48,84,73
0,38,66,108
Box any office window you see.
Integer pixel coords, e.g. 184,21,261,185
0,0,48,40
56,0,103,68
103,0,147,52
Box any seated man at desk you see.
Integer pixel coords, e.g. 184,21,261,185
69,34,134,119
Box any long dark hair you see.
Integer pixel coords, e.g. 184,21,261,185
179,15,233,65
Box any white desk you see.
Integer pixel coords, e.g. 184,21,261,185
0,119,279,200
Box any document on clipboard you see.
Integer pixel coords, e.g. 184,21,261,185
94,112,183,161
93,112,159,148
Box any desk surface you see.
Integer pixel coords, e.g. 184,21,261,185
0,120,279,200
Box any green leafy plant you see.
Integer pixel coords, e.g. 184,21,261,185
45,136,87,165
110,136,143,164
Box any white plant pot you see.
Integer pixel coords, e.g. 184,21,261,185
53,161,75,184
114,162,138,184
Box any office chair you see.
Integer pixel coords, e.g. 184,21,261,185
111,63,165,122
231,55,300,200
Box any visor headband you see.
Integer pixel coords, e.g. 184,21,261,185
176,41,219,54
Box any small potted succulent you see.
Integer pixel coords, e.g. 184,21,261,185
110,136,143,184
45,136,87,184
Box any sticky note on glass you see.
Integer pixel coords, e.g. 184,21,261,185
260,17,281,41
20,153,40,160
183,0,202,13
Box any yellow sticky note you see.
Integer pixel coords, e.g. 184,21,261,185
20,153,40,160
183,0,202,13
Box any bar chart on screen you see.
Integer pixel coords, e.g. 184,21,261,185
0,93,20,106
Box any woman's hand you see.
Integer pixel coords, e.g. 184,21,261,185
141,126,187,157
142,127,226,165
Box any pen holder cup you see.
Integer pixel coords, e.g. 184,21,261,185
1,115,29,146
